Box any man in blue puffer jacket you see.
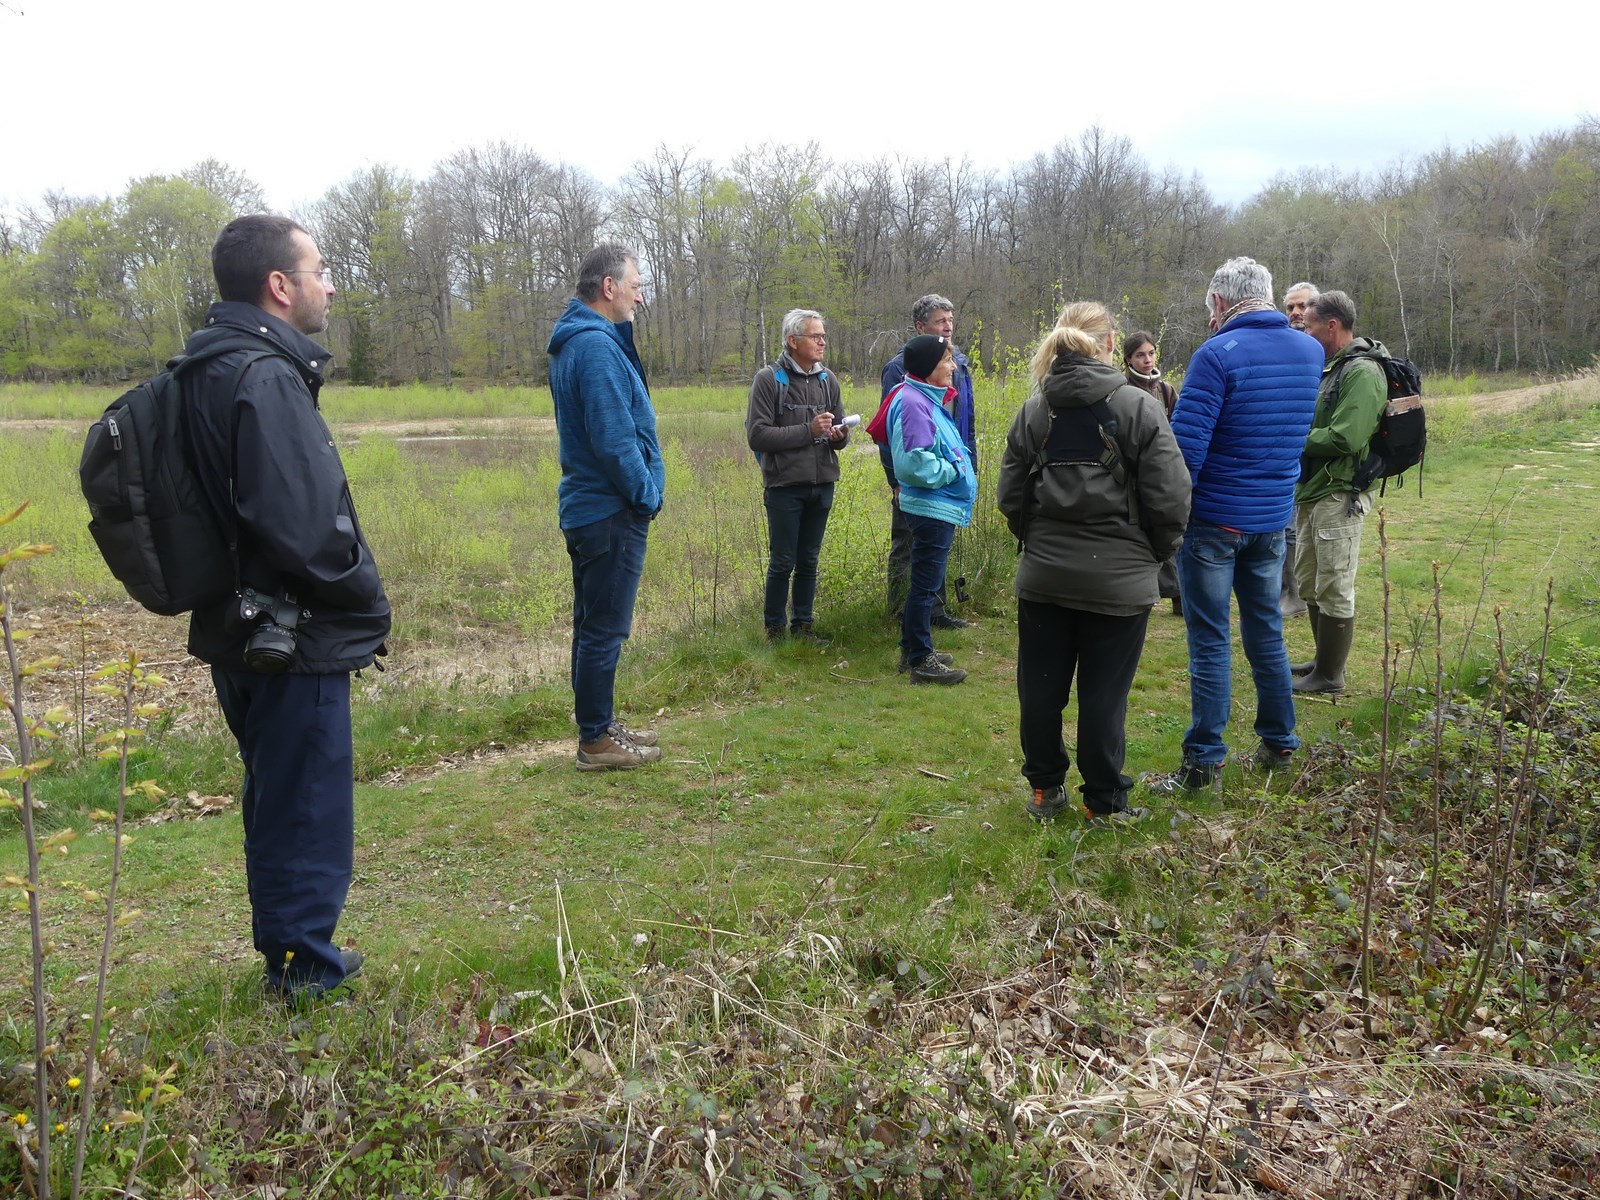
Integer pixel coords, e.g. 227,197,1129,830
1146,257,1322,793
548,243,666,771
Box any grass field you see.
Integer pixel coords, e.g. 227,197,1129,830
2,374,1599,1196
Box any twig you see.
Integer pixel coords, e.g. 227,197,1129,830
752,854,868,870
916,767,952,781
1357,510,1395,1037
1,544,53,1198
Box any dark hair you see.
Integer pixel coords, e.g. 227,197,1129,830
212,215,307,304
1122,330,1156,365
1307,289,1357,332
577,243,637,302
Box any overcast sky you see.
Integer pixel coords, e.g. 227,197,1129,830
4,0,1594,217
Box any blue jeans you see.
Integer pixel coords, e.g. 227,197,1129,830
763,482,834,629
213,668,354,992
564,508,650,743
1174,520,1299,765
900,511,955,661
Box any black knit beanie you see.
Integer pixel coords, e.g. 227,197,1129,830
901,334,950,380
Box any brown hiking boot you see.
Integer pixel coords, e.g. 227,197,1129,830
576,732,662,771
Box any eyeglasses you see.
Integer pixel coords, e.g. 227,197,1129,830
795,332,828,343
281,267,335,284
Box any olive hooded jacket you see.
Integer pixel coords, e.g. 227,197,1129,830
997,353,1191,616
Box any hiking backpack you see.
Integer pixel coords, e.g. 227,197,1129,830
1019,389,1141,548
1333,351,1426,494
79,340,281,615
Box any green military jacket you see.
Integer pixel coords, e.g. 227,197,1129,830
1296,337,1389,505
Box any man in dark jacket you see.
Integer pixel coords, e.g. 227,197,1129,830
746,308,849,642
1146,257,1321,793
547,243,665,771
182,215,390,1002
880,294,976,626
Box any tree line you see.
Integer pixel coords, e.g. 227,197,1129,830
2,120,1597,387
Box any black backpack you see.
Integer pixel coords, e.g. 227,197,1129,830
79,340,282,615
1020,388,1141,547
1334,351,1426,494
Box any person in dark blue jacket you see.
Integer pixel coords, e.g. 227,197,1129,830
1145,257,1321,793
547,244,666,772
183,215,390,1003
880,294,976,627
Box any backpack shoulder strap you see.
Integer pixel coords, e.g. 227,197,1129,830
1088,391,1128,487
770,362,790,411
173,341,293,588
1024,394,1053,478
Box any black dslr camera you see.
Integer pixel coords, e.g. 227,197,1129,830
239,587,304,674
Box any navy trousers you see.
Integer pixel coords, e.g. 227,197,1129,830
212,668,354,992
564,508,650,744
899,511,956,662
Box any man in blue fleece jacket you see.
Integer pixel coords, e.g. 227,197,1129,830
547,244,666,770
1146,257,1321,793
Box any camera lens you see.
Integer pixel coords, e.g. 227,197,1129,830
244,622,297,674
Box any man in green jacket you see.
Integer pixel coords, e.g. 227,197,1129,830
1293,290,1387,695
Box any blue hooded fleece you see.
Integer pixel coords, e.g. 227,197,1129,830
547,297,665,531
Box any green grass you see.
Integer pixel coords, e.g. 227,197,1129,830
2,374,1599,1196
6,378,1598,987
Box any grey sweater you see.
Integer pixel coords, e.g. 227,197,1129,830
745,354,849,489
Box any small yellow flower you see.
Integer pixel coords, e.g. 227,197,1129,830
11,1112,27,1126
54,1123,66,1134
284,950,295,964
67,1076,81,1090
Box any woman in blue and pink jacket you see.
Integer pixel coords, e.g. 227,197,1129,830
886,335,978,684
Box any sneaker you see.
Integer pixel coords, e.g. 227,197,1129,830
1083,805,1149,826
908,654,967,685
898,650,954,673
610,720,658,748
264,948,363,1005
576,732,662,770
1247,742,1294,772
1025,785,1070,823
930,613,970,629
1140,760,1218,795
791,622,831,647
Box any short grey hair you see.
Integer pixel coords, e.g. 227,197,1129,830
576,242,637,302
1283,280,1320,303
1207,256,1275,309
782,308,824,342
1308,289,1357,332
911,293,954,328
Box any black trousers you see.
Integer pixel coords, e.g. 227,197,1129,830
1016,599,1150,814
213,667,355,991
